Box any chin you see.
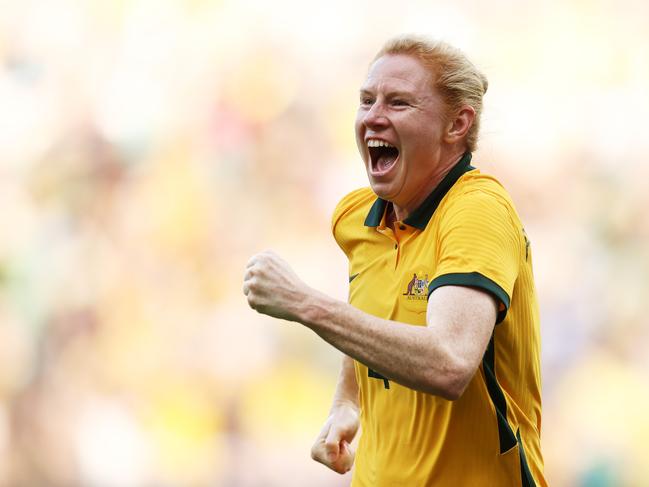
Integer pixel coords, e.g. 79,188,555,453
366,163,403,203
369,180,398,202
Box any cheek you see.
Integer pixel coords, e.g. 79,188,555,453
354,113,364,137
405,126,438,155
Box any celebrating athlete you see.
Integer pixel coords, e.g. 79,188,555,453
243,35,547,486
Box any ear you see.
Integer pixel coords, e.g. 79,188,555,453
444,106,476,144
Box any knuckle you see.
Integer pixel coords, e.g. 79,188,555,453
325,433,339,445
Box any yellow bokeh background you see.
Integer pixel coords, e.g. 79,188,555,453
0,0,648,485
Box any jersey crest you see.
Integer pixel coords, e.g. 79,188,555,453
402,272,430,299
400,268,432,312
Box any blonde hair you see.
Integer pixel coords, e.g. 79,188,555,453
374,35,488,152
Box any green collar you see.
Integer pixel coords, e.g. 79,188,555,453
364,152,474,230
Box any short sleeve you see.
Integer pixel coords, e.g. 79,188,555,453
331,187,374,258
427,189,522,324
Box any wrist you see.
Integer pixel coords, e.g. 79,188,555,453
297,289,335,328
330,398,360,415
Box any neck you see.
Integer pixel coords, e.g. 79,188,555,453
391,149,466,223
386,203,398,228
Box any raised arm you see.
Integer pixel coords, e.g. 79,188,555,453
243,250,497,400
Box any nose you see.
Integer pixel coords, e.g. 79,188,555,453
362,101,389,129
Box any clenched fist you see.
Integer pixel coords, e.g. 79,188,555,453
243,250,311,322
311,402,359,474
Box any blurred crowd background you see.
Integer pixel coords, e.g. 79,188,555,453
1,0,648,485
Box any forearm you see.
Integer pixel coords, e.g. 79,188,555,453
299,290,464,399
330,355,360,412
243,250,494,400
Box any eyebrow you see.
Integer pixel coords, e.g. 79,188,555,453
359,88,415,99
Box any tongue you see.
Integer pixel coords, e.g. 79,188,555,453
377,153,397,172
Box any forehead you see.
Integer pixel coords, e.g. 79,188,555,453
361,54,434,93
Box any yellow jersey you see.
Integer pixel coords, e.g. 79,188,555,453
332,153,547,486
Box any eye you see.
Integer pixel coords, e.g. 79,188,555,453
360,96,374,106
392,99,408,107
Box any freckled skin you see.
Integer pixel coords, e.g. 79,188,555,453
244,249,496,395
242,54,489,475
356,54,465,221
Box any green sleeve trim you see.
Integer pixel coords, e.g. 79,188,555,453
428,272,510,324
482,335,517,453
517,429,537,487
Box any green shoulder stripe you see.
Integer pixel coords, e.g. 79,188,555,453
428,272,510,324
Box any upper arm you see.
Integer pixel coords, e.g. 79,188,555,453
422,188,522,398
429,188,523,324
426,285,498,382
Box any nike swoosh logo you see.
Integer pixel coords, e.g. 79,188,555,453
349,273,359,283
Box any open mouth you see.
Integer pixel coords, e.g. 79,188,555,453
368,140,399,174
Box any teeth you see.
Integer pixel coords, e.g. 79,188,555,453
367,139,395,148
